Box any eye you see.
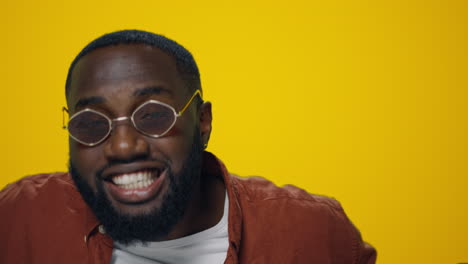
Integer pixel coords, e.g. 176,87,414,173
74,119,106,129
69,111,109,130
90,119,108,127
141,111,170,120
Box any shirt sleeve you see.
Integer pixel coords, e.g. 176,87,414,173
347,218,377,264
325,197,377,264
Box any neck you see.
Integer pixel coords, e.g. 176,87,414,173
162,170,225,241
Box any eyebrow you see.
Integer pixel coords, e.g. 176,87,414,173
73,86,172,110
74,96,105,110
133,86,173,97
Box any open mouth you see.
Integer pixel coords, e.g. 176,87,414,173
111,169,161,190
103,168,167,204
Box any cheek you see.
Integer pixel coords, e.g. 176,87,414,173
69,141,104,189
151,117,199,170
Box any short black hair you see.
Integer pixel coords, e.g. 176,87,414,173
65,29,201,99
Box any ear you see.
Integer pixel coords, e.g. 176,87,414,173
199,101,212,149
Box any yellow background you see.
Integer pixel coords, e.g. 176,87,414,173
1,0,467,263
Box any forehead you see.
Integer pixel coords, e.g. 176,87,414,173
68,44,186,110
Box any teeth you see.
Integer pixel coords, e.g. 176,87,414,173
112,170,156,189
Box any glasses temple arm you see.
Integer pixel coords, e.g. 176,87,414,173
62,107,69,129
177,89,202,116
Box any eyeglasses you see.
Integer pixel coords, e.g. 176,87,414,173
63,89,202,146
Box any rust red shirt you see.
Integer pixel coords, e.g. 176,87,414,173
0,152,376,263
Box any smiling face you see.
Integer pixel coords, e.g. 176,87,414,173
67,44,212,243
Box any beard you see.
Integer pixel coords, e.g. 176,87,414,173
69,132,204,245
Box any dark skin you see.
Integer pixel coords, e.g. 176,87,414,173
67,44,225,241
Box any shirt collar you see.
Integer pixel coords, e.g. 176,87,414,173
202,151,243,259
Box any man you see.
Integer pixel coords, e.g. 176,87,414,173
0,30,376,263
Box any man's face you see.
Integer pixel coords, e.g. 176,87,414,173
67,44,210,243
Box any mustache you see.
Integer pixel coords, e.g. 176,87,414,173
95,155,171,179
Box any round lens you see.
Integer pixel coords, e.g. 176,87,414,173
68,110,110,145
133,102,176,136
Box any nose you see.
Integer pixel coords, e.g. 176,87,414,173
103,120,150,162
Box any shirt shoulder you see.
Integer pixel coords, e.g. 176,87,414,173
229,174,347,232
0,173,91,262
229,174,376,264
0,172,80,226
0,172,76,207
230,174,340,208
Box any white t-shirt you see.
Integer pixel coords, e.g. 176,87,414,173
110,192,229,264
